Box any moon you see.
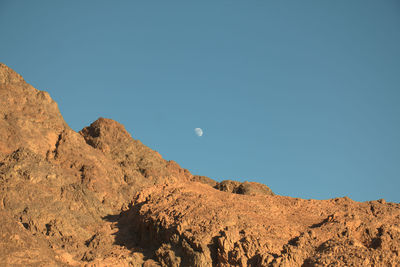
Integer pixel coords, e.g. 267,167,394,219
194,128,203,137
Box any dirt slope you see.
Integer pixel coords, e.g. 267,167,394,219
0,63,399,266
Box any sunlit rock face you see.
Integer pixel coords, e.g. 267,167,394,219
0,63,399,266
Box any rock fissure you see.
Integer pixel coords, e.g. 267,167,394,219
0,63,399,266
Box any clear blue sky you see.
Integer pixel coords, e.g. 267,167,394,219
1,1,399,202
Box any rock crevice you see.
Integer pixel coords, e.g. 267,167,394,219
0,63,399,266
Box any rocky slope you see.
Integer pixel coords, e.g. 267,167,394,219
0,63,399,266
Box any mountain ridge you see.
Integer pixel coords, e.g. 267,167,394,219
0,63,399,266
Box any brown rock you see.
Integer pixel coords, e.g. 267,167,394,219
0,210,69,266
191,175,218,187
121,183,400,266
0,63,191,265
215,179,274,196
0,63,67,156
80,117,192,187
0,62,399,266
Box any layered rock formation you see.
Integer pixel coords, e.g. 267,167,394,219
0,63,399,266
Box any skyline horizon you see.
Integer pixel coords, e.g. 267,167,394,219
1,1,399,203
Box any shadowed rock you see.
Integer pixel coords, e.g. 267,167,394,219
215,180,274,196
0,63,399,266
190,175,218,187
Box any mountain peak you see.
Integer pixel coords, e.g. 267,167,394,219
0,63,25,85
0,64,399,266
0,64,67,156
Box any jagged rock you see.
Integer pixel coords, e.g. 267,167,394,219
80,117,192,187
0,209,70,266
190,175,218,187
0,63,192,265
121,183,400,266
0,63,67,156
215,179,274,196
0,62,399,266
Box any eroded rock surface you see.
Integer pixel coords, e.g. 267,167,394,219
0,63,399,266
215,180,274,196
122,184,400,266
0,63,192,266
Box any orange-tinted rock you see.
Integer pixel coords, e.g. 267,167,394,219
0,63,67,156
191,175,218,187
0,63,192,265
215,180,274,196
122,183,400,266
0,63,399,266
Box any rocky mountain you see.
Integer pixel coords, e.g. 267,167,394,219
0,63,399,266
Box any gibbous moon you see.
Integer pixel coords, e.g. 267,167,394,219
194,128,203,137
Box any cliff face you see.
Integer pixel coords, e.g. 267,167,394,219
0,63,196,266
0,63,399,266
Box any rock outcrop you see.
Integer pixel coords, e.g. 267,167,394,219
123,184,400,266
0,62,399,266
0,63,194,266
215,180,274,196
